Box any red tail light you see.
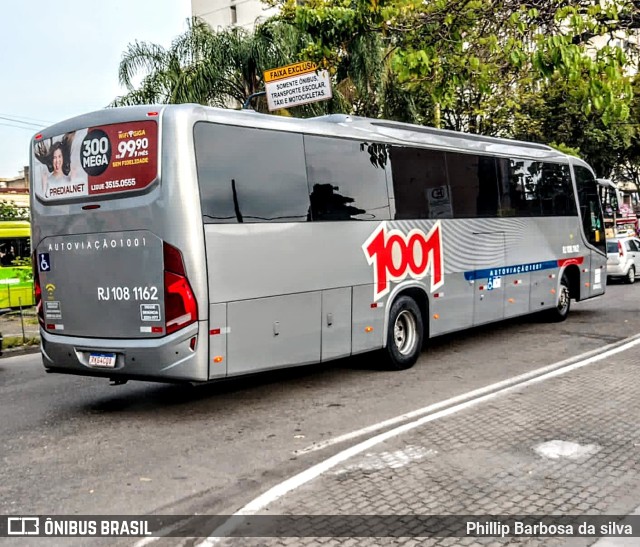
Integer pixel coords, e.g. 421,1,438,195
163,242,197,335
618,241,624,258
32,252,44,327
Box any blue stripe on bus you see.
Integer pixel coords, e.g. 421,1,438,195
463,260,559,281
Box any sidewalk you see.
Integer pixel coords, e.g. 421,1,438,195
0,308,40,354
211,341,640,546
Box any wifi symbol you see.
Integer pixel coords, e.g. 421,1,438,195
45,283,56,295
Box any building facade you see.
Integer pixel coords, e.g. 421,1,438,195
192,0,277,29
0,167,30,208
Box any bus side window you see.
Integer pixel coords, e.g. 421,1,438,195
389,146,450,220
194,123,310,224
304,136,391,221
446,152,500,218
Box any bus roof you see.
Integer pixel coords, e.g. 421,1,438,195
36,104,572,164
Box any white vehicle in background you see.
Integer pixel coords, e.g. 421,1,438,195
606,236,640,284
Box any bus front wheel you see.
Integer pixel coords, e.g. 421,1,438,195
384,296,424,370
546,274,571,322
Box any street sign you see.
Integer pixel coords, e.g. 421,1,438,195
264,62,332,111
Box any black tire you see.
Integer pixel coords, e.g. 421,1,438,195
546,274,571,322
384,296,424,370
626,266,636,284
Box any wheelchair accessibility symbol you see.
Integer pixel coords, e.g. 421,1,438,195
38,253,51,272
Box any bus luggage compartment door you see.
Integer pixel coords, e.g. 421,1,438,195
226,292,321,375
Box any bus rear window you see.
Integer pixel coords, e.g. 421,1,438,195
32,120,158,203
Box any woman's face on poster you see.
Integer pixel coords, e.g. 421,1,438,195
52,148,63,175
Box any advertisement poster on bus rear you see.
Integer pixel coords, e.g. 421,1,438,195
32,120,158,202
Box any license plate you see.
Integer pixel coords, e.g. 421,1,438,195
88,352,117,368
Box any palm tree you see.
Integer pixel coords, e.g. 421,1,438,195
111,15,417,122
111,17,306,109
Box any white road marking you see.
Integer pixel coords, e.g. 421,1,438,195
334,445,436,474
296,335,640,455
195,333,640,545
133,538,159,547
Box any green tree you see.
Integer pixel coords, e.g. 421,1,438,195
112,17,307,109
513,70,634,177
278,0,637,131
112,13,418,120
0,201,29,221
613,76,640,201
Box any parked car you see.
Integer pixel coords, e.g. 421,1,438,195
607,236,640,283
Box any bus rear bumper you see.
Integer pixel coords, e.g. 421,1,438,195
39,321,209,383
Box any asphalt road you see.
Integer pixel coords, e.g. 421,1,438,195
1,281,638,523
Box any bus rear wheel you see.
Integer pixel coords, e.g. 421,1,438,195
384,296,424,370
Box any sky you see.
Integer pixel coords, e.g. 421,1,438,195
0,0,192,178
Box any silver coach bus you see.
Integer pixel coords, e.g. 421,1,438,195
30,105,606,383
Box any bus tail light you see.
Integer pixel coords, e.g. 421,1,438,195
163,242,198,335
32,252,44,327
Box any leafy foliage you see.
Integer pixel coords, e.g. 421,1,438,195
112,3,640,178
112,17,308,109
0,201,29,221
277,0,637,132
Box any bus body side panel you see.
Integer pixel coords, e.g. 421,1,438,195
426,217,585,337
352,284,384,354
321,287,352,362
208,303,227,379
590,253,606,297
575,252,605,301
226,292,321,376
203,221,385,374
30,105,210,382
471,232,506,326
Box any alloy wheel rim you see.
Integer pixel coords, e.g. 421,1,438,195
394,310,417,356
558,285,569,314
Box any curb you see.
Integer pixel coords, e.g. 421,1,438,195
1,344,41,358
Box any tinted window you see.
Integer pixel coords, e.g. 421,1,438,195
506,159,541,215
574,165,606,253
538,163,576,215
446,153,499,218
390,146,451,219
606,241,618,253
501,160,576,217
194,123,310,223
304,136,390,221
